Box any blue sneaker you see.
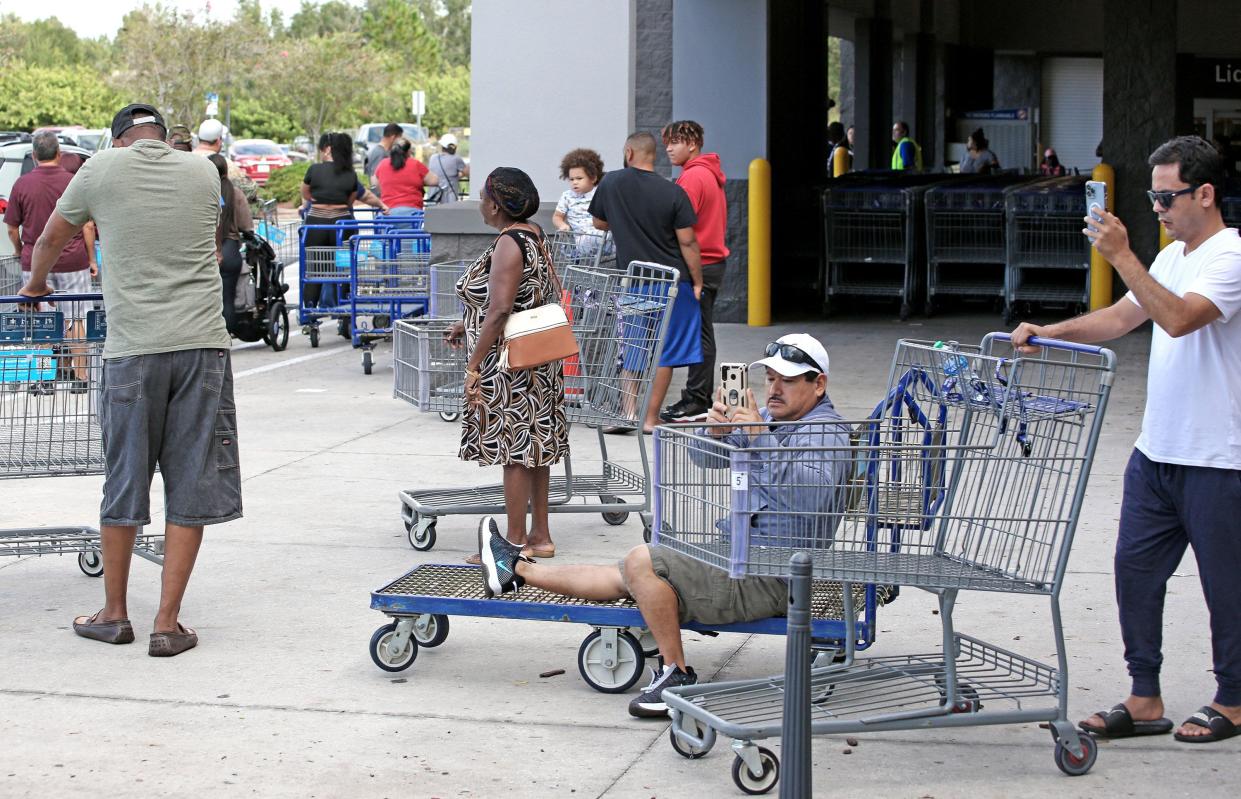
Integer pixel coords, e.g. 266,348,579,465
478,517,529,597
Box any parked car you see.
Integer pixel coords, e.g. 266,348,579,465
0,140,94,257
354,123,430,162
71,128,108,153
228,138,293,185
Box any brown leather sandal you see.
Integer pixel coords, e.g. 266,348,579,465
73,612,135,644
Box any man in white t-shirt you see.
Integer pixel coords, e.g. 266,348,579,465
1012,136,1241,745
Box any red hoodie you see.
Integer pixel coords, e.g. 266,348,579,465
676,153,729,264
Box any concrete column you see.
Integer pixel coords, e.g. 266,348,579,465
853,16,894,169
635,0,674,176
1103,0,1177,268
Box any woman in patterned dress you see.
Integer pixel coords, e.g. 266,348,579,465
446,168,569,560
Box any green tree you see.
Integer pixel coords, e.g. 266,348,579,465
363,0,442,72
0,60,120,129
413,0,471,67
228,95,300,141
261,32,384,146
111,5,266,129
0,14,111,69
288,0,362,38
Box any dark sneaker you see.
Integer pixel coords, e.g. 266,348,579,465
659,399,708,423
478,516,527,597
628,663,698,718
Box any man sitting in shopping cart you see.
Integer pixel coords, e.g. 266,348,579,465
477,334,850,719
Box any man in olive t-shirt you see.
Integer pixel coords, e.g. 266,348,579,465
19,103,241,658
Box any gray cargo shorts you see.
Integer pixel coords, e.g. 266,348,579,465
98,348,242,527
624,545,788,626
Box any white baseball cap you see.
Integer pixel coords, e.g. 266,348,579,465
198,119,224,143
752,333,830,377
440,133,458,148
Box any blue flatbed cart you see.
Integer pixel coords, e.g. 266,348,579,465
368,563,881,693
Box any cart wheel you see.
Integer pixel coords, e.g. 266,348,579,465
338,318,351,339
732,747,779,795
268,302,289,352
438,411,460,423
668,717,715,759
406,516,437,551
1053,733,1097,776
627,627,659,658
369,622,417,672
309,325,320,348
599,495,629,526
362,349,373,375
78,550,104,578
642,524,652,543
576,628,644,693
411,614,450,648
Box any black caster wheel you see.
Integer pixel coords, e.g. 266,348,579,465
411,614,450,648
668,717,715,759
576,629,644,693
268,302,289,351
338,318,351,339
308,325,320,348
732,747,779,795
78,550,104,577
599,495,629,526
406,516,437,551
1054,733,1097,776
642,525,652,543
369,622,417,672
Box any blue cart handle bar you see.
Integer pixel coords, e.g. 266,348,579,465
988,332,1106,356
0,292,103,304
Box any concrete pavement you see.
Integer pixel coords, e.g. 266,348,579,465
0,311,1235,798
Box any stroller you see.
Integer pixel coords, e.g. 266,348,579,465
229,225,292,351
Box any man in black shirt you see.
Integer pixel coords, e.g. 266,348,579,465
589,132,703,432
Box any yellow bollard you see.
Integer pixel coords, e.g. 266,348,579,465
1089,163,1115,311
1159,222,1173,250
832,146,851,178
748,157,771,326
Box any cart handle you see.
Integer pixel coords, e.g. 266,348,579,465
989,332,1106,356
0,292,103,303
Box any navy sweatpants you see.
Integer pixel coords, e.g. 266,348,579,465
1117,449,1241,706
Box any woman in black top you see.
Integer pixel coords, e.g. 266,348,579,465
299,132,387,308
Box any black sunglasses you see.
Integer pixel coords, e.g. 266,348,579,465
764,342,821,373
1146,185,1198,209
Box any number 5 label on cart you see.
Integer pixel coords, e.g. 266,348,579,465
731,471,748,491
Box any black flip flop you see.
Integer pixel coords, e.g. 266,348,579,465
1174,706,1240,744
1079,703,1173,738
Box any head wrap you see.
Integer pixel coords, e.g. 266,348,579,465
483,167,540,221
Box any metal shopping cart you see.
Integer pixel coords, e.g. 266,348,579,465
0,293,164,576
1004,176,1091,322
820,172,953,320
660,334,1116,796
546,229,616,270
0,256,22,299
923,175,1036,316
348,232,431,374
392,261,679,550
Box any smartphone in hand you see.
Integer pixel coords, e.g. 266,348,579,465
1085,180,1107,233
720,363,749,408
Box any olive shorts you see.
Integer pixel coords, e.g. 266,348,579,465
624,544,789,626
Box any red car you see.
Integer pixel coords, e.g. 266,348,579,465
228,139,292,185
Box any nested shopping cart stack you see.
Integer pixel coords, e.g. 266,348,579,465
1004,175,1092,322
656,334,1116,796
0,292,164,576
391,259,679,551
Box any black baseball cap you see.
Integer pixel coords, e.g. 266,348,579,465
111,103,167,139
